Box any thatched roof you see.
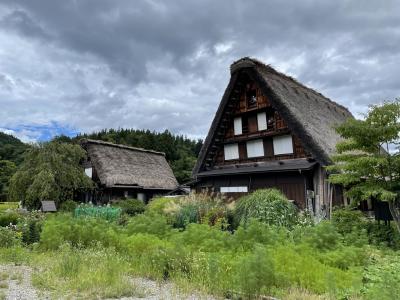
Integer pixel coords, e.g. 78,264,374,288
81,139,178,190
193,57,353,175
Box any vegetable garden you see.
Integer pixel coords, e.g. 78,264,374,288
0,190,400,299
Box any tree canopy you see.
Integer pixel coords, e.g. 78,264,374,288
8,142,93,209
0,132,29,200
328,100,400,232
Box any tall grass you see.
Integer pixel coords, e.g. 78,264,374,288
31,244,144,299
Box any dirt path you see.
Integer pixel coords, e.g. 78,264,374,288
0,264,214,300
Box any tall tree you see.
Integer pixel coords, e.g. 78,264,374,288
328,100,400,232
0,160,16,200
8,142,93,209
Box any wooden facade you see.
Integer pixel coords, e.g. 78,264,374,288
192,57,354,218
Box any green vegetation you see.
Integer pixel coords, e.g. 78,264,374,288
74,204,121,222
0,202,18,212
112,199,146,216
0,190,399,299
8,142,93,209
329,100,400,232
234,188,302,228
0,132,28,201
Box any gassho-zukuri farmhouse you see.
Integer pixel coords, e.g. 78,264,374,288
191,57,354,218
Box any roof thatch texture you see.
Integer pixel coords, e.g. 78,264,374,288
193,57,353,175
81,139,178,190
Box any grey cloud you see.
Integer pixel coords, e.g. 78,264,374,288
0,0,400,141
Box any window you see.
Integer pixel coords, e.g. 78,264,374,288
84,167,92,178
234,117,242,135
246,139,264,157
273,135,293,155
257,112,267,131
220,186,248,193
246,89,257,108
224,143,239,160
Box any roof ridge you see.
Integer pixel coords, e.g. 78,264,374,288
80,139,166,156
231,57,352,115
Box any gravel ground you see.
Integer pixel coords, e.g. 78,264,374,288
0,264,215,300
0,265,50,300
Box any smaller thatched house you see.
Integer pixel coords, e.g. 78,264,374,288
80,139,178,203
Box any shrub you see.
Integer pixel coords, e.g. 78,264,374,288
0,227,20,247
59,200,77,212
125,214,173,237
302,221,342,251
234,189,299,228
39,215,122,250
113,199,145,216
19,212,44,245
0,211,20,227
332,208,366,235
147,197,179,216
233,246,276,297
232,220,288,251
366,222,400,249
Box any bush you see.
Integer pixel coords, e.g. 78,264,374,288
233,246,276,298
40,215,122,250
0,211,20,227
19,212,44,245
0,227,20,247
332,208,366,235
59,200,78,212
147,197,179,216
125,214,173,237
113,199,145,216
302,221,342,251
234,189,299,228
367,222,400,249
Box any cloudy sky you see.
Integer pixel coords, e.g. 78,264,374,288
1,0,399,143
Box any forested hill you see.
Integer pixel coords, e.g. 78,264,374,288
0,132,29,200
55,129,203,183
0,132,28,165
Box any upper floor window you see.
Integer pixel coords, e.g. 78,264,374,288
257,112,267,131
246,89,257,108
224,143,239,160
84,167,93,178
246,139,264,158
273,135,293,155
234,117,242,135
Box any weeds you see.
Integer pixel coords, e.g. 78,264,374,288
31,244,145,299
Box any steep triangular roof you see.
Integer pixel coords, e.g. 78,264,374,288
193,57,353,176
81,139,178,190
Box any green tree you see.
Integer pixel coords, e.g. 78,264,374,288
0,160,16,200
8,142,93,209
328,100,400,232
